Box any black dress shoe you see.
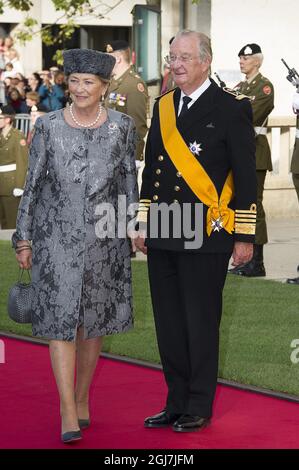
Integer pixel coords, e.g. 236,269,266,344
172,414,210,433
61,430,82,443
144,410,181,428
286,276,299,285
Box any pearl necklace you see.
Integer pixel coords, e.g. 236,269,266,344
69,103,103,128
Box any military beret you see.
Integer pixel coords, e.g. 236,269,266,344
0,104,16,117
105,40,129,53
238,43,262,56
63,48,116,80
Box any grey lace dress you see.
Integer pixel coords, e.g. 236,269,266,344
13,108,138,341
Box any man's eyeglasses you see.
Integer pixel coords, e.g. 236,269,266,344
164,54,198,65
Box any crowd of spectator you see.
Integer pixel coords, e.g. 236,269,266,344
0,35,68,114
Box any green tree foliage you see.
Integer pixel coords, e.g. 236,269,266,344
0,0,124,63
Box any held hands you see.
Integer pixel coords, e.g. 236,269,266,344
134,229,147,255
15,241,32,270
231,241,253,267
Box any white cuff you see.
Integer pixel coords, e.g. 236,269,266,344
292,93,299,112
13,188,24,197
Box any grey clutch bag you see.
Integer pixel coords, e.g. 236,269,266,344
7,269,33,324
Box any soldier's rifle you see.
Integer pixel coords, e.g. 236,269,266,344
214,72,226,89
281,58,299,90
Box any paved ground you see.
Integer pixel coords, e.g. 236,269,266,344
262,217,299,281
1,217,299,283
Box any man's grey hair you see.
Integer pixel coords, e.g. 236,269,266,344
174,30,213,63
253,52,264,67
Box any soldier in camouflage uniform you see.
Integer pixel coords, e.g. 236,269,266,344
0,105,28,229
229,43,274,277
105,40,148,162
287,93,299,284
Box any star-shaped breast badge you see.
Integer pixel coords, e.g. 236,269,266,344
189,141,202,156
211,217,223,232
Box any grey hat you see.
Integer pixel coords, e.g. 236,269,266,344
63,48,116,80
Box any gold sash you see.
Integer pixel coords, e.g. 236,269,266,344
159,90,235,236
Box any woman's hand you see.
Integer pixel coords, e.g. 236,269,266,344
15,241,32,270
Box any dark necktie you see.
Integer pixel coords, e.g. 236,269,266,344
179,96,192,118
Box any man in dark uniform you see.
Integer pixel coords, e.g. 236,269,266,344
105,40,148,162
229,43,274,277
287,92,299,284
0,105,28,229
135,30,256,432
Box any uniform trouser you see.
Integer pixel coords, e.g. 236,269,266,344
256,170,268,245
147,248,231,418
0,195,20,229
293,173,299,203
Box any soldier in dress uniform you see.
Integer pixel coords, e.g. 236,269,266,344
229,43,274,277
287,93,299,284
161,37,176,94
135,31,256,432
105,40,148,162
0,104,28,229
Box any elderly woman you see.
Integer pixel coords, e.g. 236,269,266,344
12,49,138,443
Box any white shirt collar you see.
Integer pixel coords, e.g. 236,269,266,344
178,77,211,115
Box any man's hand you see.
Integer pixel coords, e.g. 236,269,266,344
231,241,253,266
134,230,147,255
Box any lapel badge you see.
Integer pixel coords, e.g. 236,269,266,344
189,141,202,156
211,217,223,232
108,122,118,132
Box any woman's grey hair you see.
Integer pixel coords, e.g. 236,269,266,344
253,53,264,67
174,30,213,63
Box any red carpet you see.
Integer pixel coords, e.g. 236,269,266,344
0,336,299,449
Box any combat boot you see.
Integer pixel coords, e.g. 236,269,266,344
228,244,266,277
286,264,299,284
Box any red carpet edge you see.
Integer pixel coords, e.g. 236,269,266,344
1,330,299,405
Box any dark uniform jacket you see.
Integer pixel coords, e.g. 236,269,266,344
138,80,257,253
106,65,148,160
291,116,299,174
0,127,28,196
235,72,274,170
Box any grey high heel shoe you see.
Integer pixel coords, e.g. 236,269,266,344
78,418,90,430
61,430,82,443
